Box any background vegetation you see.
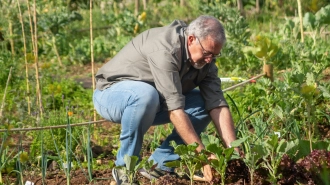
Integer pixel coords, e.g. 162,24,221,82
0,0,329,184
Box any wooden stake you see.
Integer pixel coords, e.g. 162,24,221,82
27,0,43,117
263,64,274,82
0,67,12,118
52,35,63,66
9,21,15,55
135,0,139,16
33,0,43,117
90,0,96,122
17,0,31,115
297,0,304,42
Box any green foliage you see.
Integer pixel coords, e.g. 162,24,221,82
243,35,279,64
206,143,235,185
166,143,206,185
121,155,144,184
0,51,20,88
261,135,296,183
29,113,84,161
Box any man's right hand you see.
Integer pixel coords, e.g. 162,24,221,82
202,163,213,182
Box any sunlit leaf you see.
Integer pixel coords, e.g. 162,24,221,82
315,5,330,25
124,155,139,172
303,12,316,29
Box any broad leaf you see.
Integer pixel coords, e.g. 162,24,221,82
201,133,220,146
230,137,248,148
319,85,330,98
315,5,330,25
124,155,139,172
206,143,223,158
165,160,181,168
303,12,316,29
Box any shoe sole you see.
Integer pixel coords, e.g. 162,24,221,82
112,168,120,184
138,168,157,180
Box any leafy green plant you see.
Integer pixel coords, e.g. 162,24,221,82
261,134,295,184
243,35,279,65
242,142,266,185
166,143,206,185
303,5,330,47
120,155,140,184
206,144,235,185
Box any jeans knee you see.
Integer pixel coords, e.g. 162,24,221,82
138,86,160,111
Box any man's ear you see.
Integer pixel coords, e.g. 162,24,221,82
187,35,195,46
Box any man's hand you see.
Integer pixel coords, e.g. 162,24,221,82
200,154,216,182
202,163,213,182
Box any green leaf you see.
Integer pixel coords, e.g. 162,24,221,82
267,134,279,150
319,85,330,98
306,72,315,86
223,148,234,160
124,155,139,172
206,143,223,158
273,105,284,120
303,12,316,29
165,160,181,168
230,137,248,148
315,5,330,25
276,139,286,153
250,144,266,160
201,133,220,146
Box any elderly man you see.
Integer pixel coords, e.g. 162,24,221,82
93,15,238,184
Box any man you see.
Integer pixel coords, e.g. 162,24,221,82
93,15,238,184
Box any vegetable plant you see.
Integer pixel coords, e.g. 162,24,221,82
261,134,295,184
166,143,206,185
205,144,236,185
120,155,144,184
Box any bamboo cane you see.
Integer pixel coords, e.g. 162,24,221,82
9,21,15,55
90,0,96,122
0,67,12,118
28,0,43,117
297,0,304,43
0,120,107,132
17,0,31,115
52,35,63,67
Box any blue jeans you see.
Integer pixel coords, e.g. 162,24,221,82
93,81,211,171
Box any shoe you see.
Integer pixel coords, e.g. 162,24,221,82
139,168,180,180
112,168,139,185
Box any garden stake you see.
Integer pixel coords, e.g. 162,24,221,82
223,64,273,92
0,67,12,118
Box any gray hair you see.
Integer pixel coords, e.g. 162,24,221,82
186,15,226,45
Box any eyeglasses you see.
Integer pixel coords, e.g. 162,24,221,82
196,37,222,59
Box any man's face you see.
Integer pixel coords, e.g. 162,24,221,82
187,35,222,69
